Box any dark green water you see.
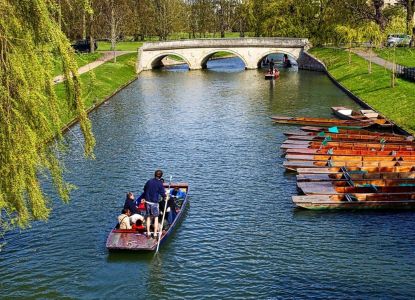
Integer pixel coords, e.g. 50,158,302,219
1,58,415,299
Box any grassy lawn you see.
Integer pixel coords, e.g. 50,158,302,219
97,41,143,51
310,47,415,134
53,52,103,77
55,53,137,124
374,47,415,67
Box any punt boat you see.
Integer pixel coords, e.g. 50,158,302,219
285,154,415,162
283,160,415,172
296,166,415,174
271,116,374,128
284,148,415,156
284,129,410,139
296,171,415,182
292,193,415,210
280,141,415,151
300,126,404,137
286,134,415,144
297,180,415,195
331,106,393,128
106,182,189,251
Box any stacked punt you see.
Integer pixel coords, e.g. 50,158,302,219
280,125,415,210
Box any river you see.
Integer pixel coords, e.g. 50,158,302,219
1,58,415,299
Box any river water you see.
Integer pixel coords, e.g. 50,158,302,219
1,58,415,299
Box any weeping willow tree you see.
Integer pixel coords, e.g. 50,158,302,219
0,0,95,233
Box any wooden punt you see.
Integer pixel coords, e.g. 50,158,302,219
106,182,189,251
286,134,415,144
283,160,415,172
285,154,415,162
297,180,415,195
292,193,415,210
271,116,374,128
285,148,415,156
284,128,410,139
296,166,415,174
300,126,404,137
331,106,394,128
297,172,415,182
281,141,415,151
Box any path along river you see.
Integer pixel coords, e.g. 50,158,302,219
1,58,415,299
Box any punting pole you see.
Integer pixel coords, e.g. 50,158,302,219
156,175,172,253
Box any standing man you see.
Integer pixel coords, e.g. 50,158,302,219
144,169,166,239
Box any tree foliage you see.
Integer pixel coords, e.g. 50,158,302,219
0,0,95,229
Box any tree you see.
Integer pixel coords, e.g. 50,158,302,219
360,22,383,73
336,25,359,64
0,1,95,231
397,0,415,46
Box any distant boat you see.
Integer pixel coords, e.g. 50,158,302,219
106,182,189,251
331,106,394,128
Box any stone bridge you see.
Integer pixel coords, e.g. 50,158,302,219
137,38,320,72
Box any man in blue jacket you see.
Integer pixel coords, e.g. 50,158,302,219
144,169,166,239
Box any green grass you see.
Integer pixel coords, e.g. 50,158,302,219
53,52,103,77
97,41,143,51
55,53,137,124
310,47,415,134
374,48,415,67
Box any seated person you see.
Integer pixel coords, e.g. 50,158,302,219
123,192,144,225
170,187,186,199
135,192,147,216
118,208,132,229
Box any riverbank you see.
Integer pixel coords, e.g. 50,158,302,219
55,52,137,127
310,47,415,134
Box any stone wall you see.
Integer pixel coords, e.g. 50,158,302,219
297,52,326,72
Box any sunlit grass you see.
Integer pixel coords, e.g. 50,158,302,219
310,47,415,134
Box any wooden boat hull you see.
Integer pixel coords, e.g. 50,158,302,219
293,193,415,210
285,154,415,162
300,126,405,137
283,130,411,141
286,134,414,144
297,181,415,195
297,172,415,182
271,116,373,128
296,166,415,174
285,148,415,156
106,183,189,251
331,106,394,128
283,160,415,172
281,141,415,151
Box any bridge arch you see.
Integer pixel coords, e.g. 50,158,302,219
147,52,192,70
256,50,299,68
200,49,248,69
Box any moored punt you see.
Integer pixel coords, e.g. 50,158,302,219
286,134,415,144
292,193,415,210
106,182,189,251
283,130,412,141
300,126,406,137
296,166,415,174
285,154,415,162
271,116,374,128
331,106,394,128
283,160,415,172
281,141,415,151
297,180,415,195
285,148,415,156
297,171,415,182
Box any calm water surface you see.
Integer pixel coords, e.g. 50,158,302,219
1,58,415,299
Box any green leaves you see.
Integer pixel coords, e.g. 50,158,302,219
0,1,94,230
